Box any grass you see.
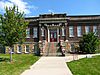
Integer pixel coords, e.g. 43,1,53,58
67,55,100,75
95,49,100,53
0,54,39,75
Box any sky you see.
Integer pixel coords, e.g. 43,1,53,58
0,0,100,17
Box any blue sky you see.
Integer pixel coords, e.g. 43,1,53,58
0,0,100,16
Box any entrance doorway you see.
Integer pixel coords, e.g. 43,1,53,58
50,30,57,42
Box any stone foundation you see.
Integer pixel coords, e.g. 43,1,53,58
5,43,35,54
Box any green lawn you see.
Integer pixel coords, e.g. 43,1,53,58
67,55,100,75
95,49,100,53
0,54,39,75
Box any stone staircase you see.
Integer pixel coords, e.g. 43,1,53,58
43,42,59,56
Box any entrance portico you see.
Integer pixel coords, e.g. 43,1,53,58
39,22,67,42
39,13,67,42
47,27,59,42
50,29,57,42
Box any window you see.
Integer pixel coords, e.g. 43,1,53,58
51,33,53,38
62,27,65,36
12,46,14,53
54,33,56,38
41,28,44,36
85,26,90,34
26,28,30,38
77,26,82,37
25,45,30,53
33,27,38,38
93,26,97,33
17,45,22,53
69,26,74,37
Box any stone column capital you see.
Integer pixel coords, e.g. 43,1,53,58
39,24,41,26
44,23,47,26
59,23,62,26
65,23,68,25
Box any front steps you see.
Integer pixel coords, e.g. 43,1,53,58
43,42,61,56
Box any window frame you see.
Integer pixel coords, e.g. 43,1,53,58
33,27,38,38
17,45,22,53
26,28,30,38
11,46,14,53
85,26,90,34
69,26,74,37
25,45,30,53
77,26,82,37
93,26,97,33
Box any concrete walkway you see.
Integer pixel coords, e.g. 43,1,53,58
21,53,100,75
65,53,100,62
21,57,73,75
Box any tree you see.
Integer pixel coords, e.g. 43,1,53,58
79,32,100,54
0,5,28,62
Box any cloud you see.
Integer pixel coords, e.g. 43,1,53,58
0,0,38,15
48,9,55,14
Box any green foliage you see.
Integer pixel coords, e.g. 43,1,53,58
0,54,39,75
0,5,28,47
79,32,100,53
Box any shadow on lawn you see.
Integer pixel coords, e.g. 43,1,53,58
0,58,10,62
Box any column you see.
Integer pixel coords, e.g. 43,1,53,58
48,28,50,42
65,23,68,42
57,28,59,42
44,24,47,41
59,23,62,41
39,24,42,42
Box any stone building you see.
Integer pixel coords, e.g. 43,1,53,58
5,13,100,55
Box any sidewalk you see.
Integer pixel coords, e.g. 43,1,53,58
21,57,73,75
65,53,100,62
21,53,100,75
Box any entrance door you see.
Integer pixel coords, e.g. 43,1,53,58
50,32,57,42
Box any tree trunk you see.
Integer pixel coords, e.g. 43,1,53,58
10,47,12,62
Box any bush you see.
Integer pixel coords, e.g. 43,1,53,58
79,32,100,54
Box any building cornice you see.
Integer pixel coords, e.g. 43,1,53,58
67,16,100,21
24,14,100,22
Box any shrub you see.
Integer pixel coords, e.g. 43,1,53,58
79,32,100,53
